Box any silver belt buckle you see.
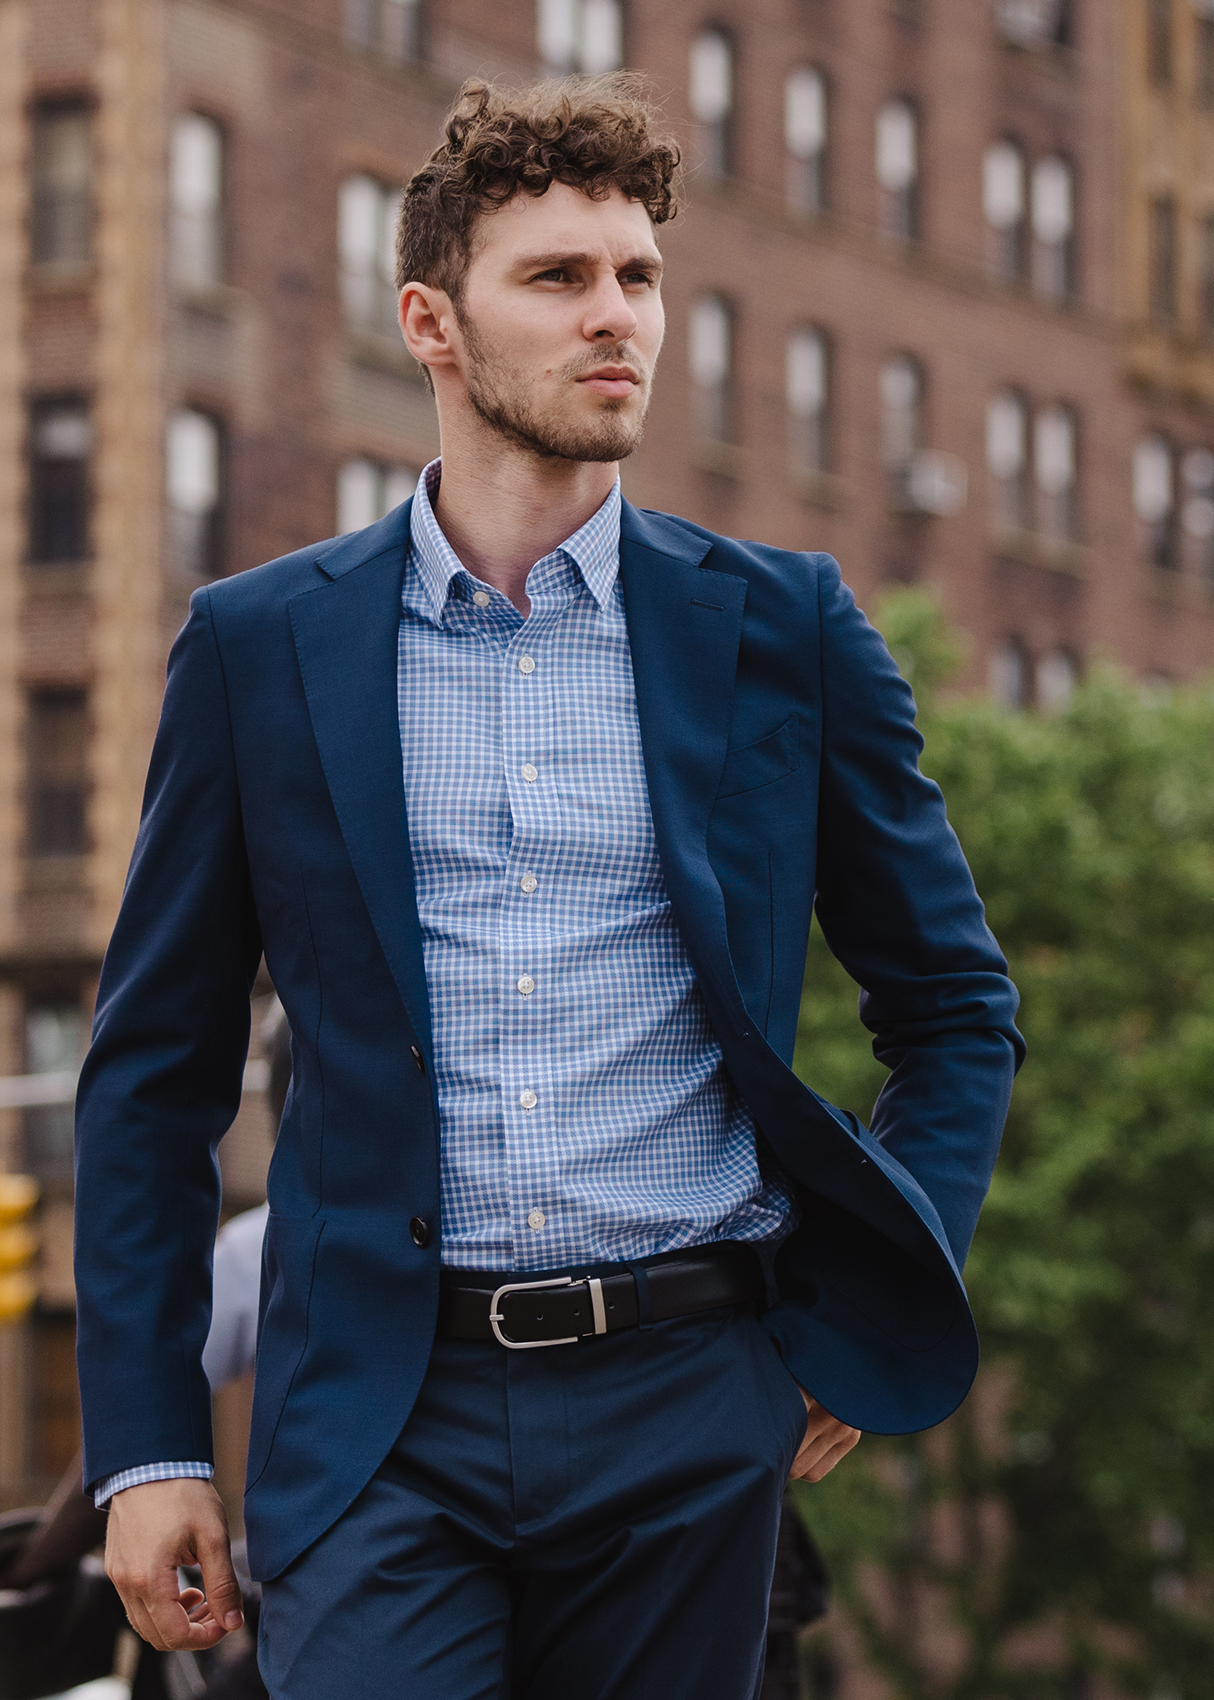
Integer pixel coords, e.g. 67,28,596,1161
488,1275,609,1350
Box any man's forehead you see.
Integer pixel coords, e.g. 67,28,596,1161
476,183,659,263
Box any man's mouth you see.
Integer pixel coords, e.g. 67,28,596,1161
576,365,643,399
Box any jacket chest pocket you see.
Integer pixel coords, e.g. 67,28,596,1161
717,715,800,799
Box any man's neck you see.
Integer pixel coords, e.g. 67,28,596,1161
431,436,618,617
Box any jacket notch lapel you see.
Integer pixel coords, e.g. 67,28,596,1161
288,507,433,1055
619,503,750,1028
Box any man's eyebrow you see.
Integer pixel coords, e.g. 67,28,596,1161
516,250,664,275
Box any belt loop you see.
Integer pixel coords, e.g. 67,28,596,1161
627,1261,654,1331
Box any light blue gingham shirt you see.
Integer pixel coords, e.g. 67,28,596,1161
95,459,793,1502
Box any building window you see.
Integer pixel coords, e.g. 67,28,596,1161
339,174,402,339
983,140,1026,280
786,327,828,476
29,401,92,565
1132,433,1176,568
986,389,1029,529
30,102,92,267
537,0,622,72
989,638,1029,707
1181,446,1214,586
994,0,1070,48
1198,8,1214,105
1036,650,1077,710
1149,196,1177,322
688,294,733,444
24,1000,85,1185
1030,156,1074,300
689,30,733,179
875,100,918,241
27,690,88,857
879,355,922,494
170,114,224,289
344,0,422,62
784,68,826,213
337,459,418,533
1201,214,1214,335
166,409,224,578
1148,0,1173,85
1034,404,1077,542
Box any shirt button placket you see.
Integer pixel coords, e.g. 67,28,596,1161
504,623,547,1261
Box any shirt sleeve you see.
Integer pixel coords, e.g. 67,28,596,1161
94,1460,214,1509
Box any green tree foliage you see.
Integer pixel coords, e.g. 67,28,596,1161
793,592,1214,1698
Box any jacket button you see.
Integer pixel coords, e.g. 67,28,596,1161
410,1045,426,1074
409,1216,430,1248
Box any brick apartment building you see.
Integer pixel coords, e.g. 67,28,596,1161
1,0,1213,1544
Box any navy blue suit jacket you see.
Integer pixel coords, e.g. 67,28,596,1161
74,500,1023,1580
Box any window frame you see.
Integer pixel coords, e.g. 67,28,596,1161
27,397,93,567
784,66,827,215
339,172,404,341
875,97,919,242
166,406,227,580
982,139,1027,282
1033,401,1079,544
29,97,93,269
986,388,1031,531
785,325,830,478
169,111,226,291
688,291,735,447
1149,194,1178,324
1132,431,1178,570
25,688,90,859
689,27,735,180
1030,153,1076,302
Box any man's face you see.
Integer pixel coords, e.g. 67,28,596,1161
453,182,665,463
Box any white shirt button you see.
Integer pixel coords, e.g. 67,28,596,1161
519,1089,537,1110
472,590,490,607
527,1208,546,1231
521,763,538,783
518,655,536,675
520,873,538,893
517,975,535,996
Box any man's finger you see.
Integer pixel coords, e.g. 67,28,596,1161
122,1592,168,1653
196,1528,244,1632
790,1429,861,1482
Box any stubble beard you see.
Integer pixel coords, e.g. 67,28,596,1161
459,312,651,464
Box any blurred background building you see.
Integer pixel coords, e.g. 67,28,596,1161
1,0,1213,1559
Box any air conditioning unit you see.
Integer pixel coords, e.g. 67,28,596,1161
895,451,969,517
994,0,1066,48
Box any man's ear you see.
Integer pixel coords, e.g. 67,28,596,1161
400,282,460,378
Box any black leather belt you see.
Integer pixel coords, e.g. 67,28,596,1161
438,1243,765,1350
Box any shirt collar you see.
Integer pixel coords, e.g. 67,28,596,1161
406,456,622,622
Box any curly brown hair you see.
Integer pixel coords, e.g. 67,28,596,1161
395,74,681,303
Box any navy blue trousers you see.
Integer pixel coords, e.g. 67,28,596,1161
258,1303,808,1699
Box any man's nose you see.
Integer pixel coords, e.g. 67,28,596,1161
585,276,638,342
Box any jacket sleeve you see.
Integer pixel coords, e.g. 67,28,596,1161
811,557,1025,1266
74,590,263,1491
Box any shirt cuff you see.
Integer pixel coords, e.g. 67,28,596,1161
93,1460,214,1509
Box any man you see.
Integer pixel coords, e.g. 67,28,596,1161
75,76,1022,1699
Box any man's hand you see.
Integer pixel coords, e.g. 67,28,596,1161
105,1478,244,1651
788,1386,861,1482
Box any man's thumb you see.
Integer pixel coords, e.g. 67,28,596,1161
196,1531,243,1631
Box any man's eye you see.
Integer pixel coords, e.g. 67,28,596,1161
536,269,567,282
622,271,653,286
